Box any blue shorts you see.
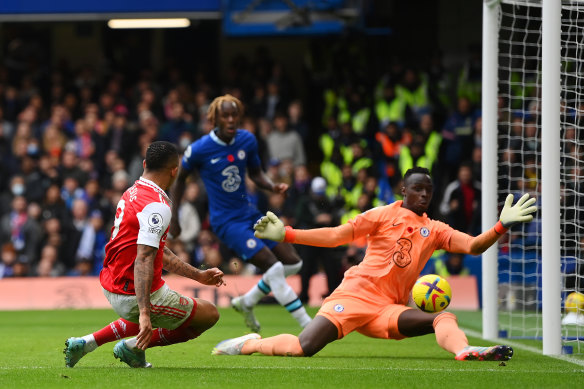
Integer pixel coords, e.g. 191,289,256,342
213,214,278,261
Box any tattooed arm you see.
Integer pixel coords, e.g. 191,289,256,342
163,246,225,287
134,244,157,350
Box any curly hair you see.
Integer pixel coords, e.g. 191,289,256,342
207,94,244,127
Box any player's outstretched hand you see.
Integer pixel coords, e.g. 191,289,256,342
253,211,285,242
136,313,153,350
272,182,289,195
197,268,226,287
499,193,538,228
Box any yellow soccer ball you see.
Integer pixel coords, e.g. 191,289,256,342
565,292,584,314
412,274,452,313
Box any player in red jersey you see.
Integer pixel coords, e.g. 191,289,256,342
212,167,537,361
64,141,225,368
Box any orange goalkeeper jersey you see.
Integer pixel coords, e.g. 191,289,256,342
290,201,460,305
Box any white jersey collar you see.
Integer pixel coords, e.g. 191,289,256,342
138,176,171,203
210,128,236,146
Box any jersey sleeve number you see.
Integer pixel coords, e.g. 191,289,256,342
111,199,126,240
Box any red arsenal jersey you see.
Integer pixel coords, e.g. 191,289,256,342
100,177,172,295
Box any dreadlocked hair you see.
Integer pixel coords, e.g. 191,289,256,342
207,94,244,126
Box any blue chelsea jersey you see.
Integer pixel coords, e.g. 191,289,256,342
181,129,262,227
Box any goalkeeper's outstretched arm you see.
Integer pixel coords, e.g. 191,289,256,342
448,193,537,255
253,211,354,247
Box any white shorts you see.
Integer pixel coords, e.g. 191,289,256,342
103,283,197,330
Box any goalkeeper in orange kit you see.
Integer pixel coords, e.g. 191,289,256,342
212,167,537,361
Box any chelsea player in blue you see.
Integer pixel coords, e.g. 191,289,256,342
170,94,312,332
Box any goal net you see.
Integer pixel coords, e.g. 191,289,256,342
496,0,584,353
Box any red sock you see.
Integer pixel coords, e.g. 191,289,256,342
93,318,140,346
148,327,200,348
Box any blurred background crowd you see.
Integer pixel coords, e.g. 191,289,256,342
0,41,483,277
0,2,549,303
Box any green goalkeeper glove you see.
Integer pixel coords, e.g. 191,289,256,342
253,211,285,242
499,193,538,228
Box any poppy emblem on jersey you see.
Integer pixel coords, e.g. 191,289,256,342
238,150,246,160
227,154,235,162
148,213,163,227
334,304,344,312
420,227,430,237
407,227,414,233
246,239,257,249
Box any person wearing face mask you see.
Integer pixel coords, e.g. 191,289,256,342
11,178,25,197
0,196,28,259
0,175,26,216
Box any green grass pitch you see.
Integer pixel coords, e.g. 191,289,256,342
0,306,582,389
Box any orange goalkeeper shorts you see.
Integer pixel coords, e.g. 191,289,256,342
317,292,412,340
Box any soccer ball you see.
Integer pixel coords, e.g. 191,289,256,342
565,292,584,314
412,274,452,313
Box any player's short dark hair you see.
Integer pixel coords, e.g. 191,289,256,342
145,141,179,171
403,167,431,183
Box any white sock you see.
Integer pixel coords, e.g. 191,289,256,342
283,261,302,277
264,262,312,327
82,334,98,353
125,337,138,349
240,262,302,307
242,284,267,307
291,307,312,328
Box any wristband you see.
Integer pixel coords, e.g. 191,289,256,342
494,221,509,235
284,226,296,243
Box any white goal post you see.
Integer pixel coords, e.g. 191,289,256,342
482,0,582,355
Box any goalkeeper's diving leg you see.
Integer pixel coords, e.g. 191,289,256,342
398,309,514,361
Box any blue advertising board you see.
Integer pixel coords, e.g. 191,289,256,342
223,0,360,36
0,0,220,14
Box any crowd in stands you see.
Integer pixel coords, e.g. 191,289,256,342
0,38,544,295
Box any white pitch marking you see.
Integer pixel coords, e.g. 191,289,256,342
462,327,584,368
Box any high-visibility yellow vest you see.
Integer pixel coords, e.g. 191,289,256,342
398,146,433,177
320,160,343,198
341,182,363,209
340,144,353,165
395,78,429,112
375,98,406,128
319,133,336,161
434,258,470,278
351,108,371,135
339,142,369,167
336,96,371,136
351,157,373,176
322,89,337,127
457,67,481,105
424,131,442,166
341,208,360,225
337,97,350,124
509,72,537,110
